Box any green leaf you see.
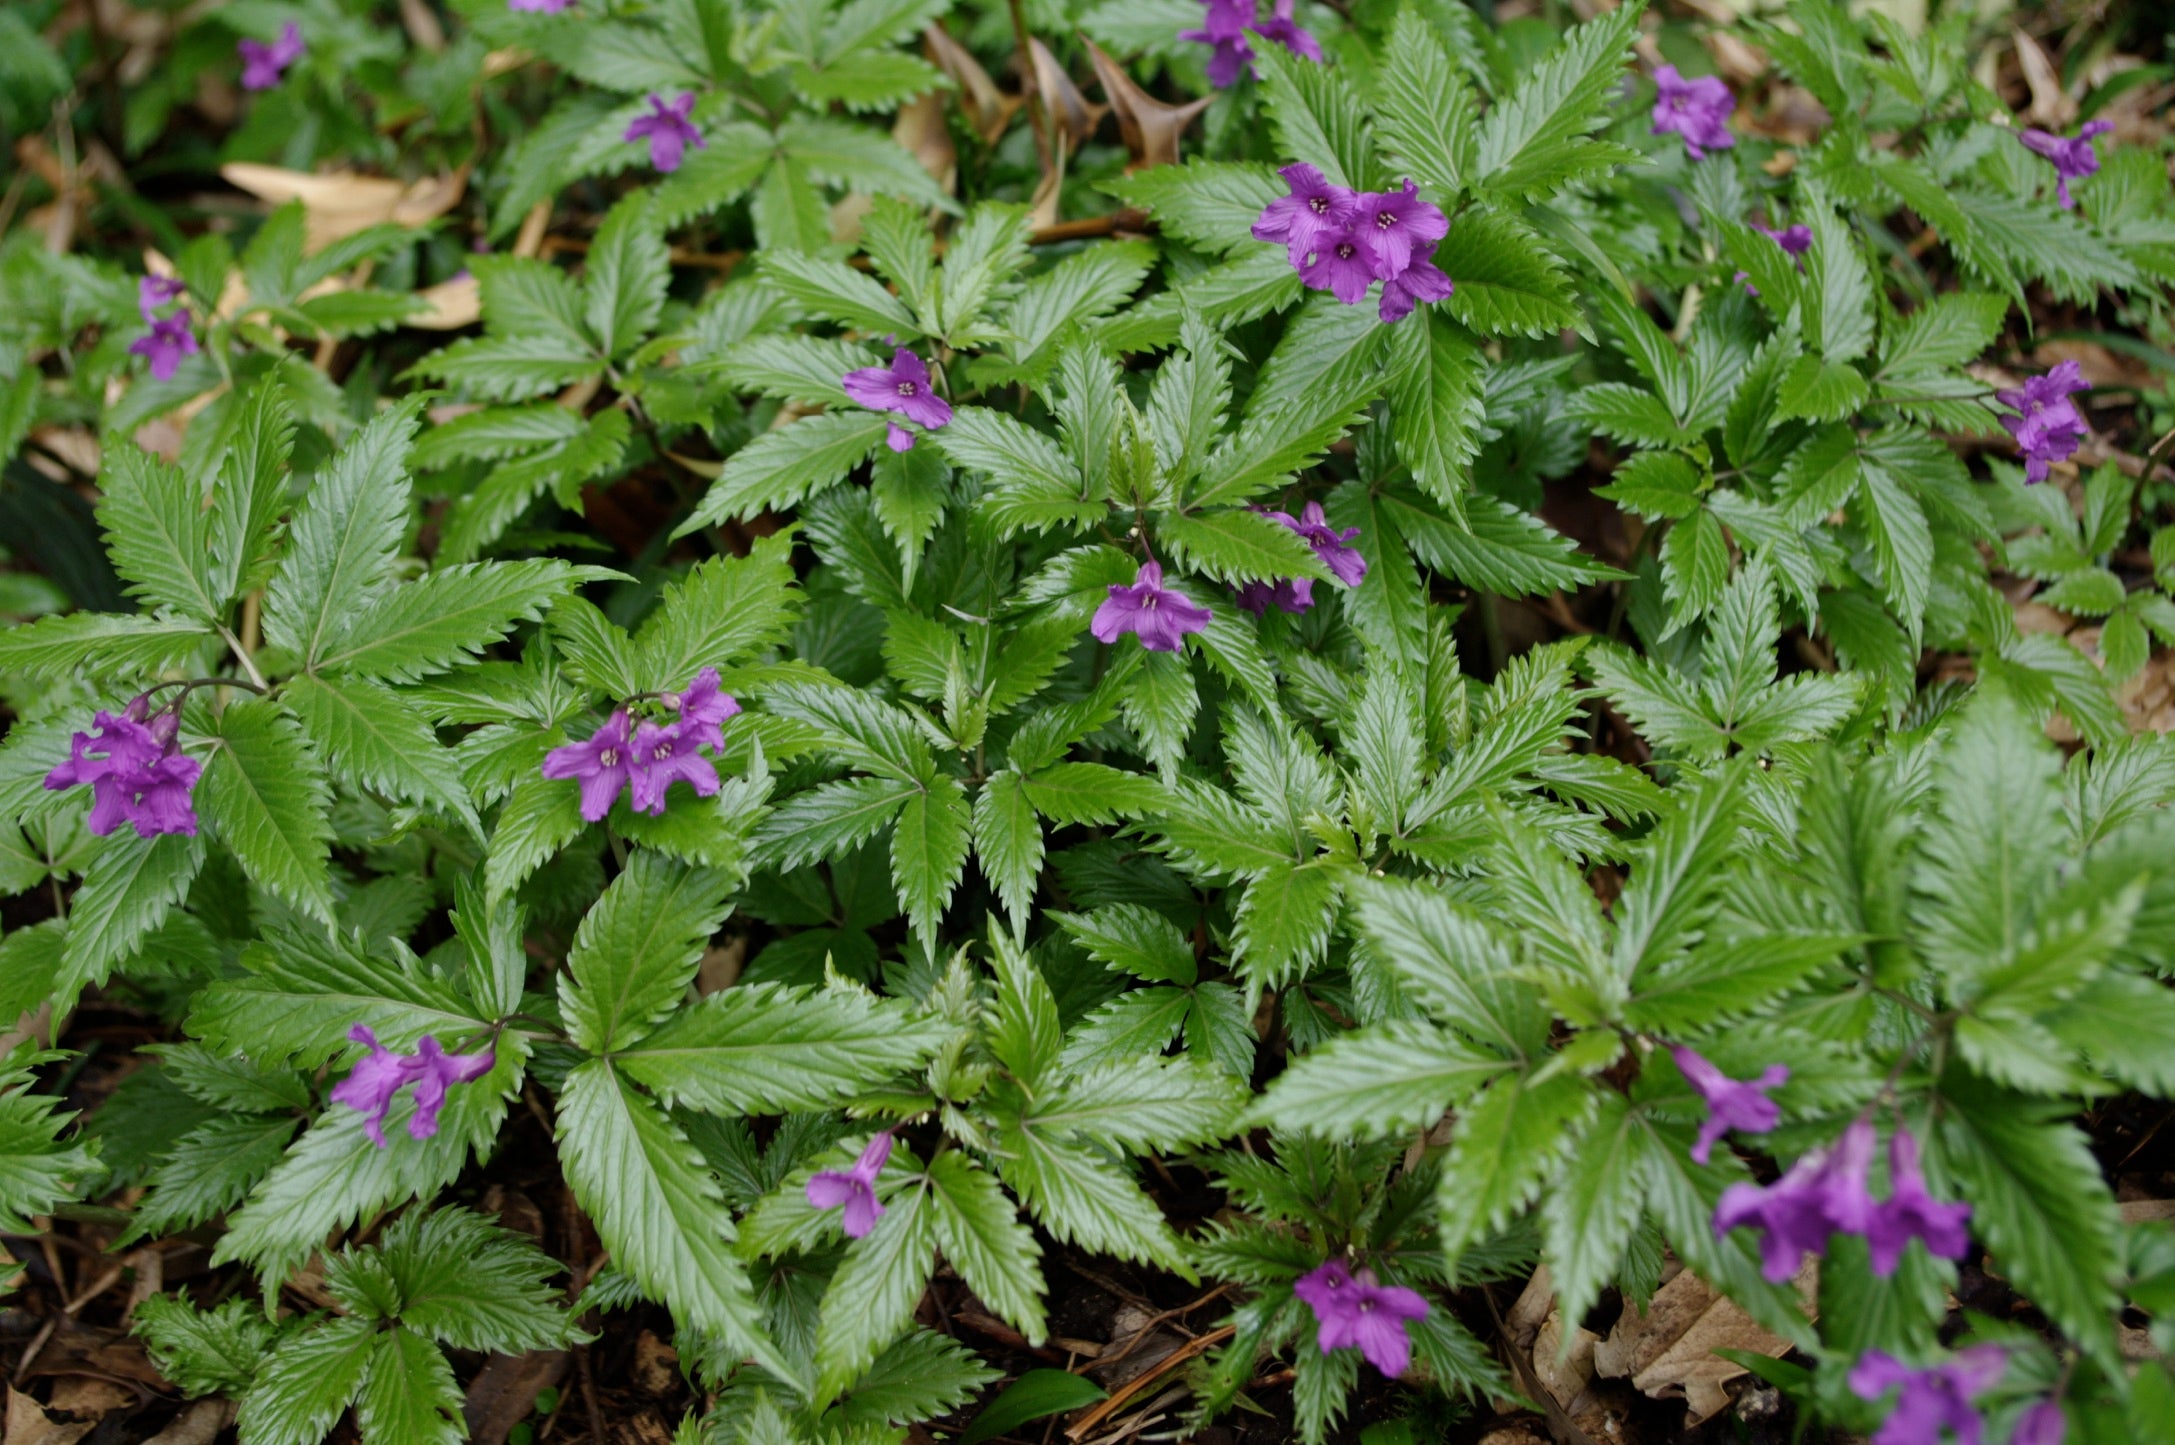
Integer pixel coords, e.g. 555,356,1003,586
680,412,890,533
751,776,917,872
760,250,920,336
1019,763,1166,827
996,1125,1189,1274
973,771,1044,930
928,1150,1048,1344
234,1314,376,1445
1805,201,1875,364
284,673,480,836
1107,160,1280,256
122,1113,297,1243
631,533,803,689
651,121,777,227
1159,510,1332,586
957,1369,1107,1445
1661,508,1730,626
1435,1072,1595,1265
54,830,205,1014
320,560,600,683
1376,10,1480,201
1938,1081,2120,1368
1387,311,1486,516
934,203,1034,338
486,767,589,901
780,114,954,212
0,612,215,681
562,853,734,1053
354,1329,464,1445
1436,212,1581,338
97,445,219,620
0,1068,96,1234
584,194,670,358
369,1207,570,1352
133,1295,277,1399
556,1060,787,1377
891,774,970,953
1052,904,1195,985
834,1328,1002,1430
1474,1,1642,200
1257,46,1375,190
815,1180,936,1401
1387,491,1618,597
261,398,424,668
1249,1019,1508,1138
616,982,947,1112
198,698,335,924
1542,1094,1646,1330
1233,858,1341,986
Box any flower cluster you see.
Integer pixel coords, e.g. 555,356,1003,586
1996,360,2090,484
1093,563,1213,653
238,22,305,92
806,1131,894,1238
1672,1046,1787,1165
44,696,201,838
842,348,953,452
1650,65,1735,160
331,1025,496,1148
1254,166,1453,323
1235,502,1367,616
2020,121,2113,210
1849,1347,2064,1445
1293,1259,1430,1379
626,92,704,173
130,275,199,383
508,0,576,11
1714,1119,1970,1282
1181,0,1320,89
541,668,741,821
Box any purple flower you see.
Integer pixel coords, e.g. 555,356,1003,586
1091,562,1214,653
625,717,720,815
330,1025,496,1148
807,1130,893,1238
625,92,705,174
1298,227,1377,305
508,0,576,9
137,275,186,322
841,348,953,452
1848,1347,2007,1445
2020,121,2113,210
1753,221,1814,258
1866,1126,1971,1275
1271,501,1367,587
1352,180,1448,282
1253,163,1358,268
1294,1260,1430,1379
1182,0,1257,87
1995,360,2090,484
1713,1118,1878,1283
1235,578,1314,616
2011,1400,2067,1445
1378,241,1454,323
1651,65,1735,161
1672,1046,1787,1165
541,709,635,822
238,22,305,91
44,706,202,838
129,313,200,382
669,667,741,753
1248,0,1321,62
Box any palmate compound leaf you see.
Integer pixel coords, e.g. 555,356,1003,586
561,852,736,1054
556,1059,789,1379
615,982,949,1113
366,1207,571,1353
133,1295,278,1399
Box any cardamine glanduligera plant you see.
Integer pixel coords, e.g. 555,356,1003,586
3,0,2175,1441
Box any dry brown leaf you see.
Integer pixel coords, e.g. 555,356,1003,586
1082,39,1211,172
2013,29,2074,128
894,92,958,194
697,937,746,994
141,1400,233,1445
410,275,483,330
461,1350,568,1445
1026,38,1107,155
633,1330,681,1395
6,1387,105,1445
1593,1262,1816,1424
924,24,1020,144
221,163,467,252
